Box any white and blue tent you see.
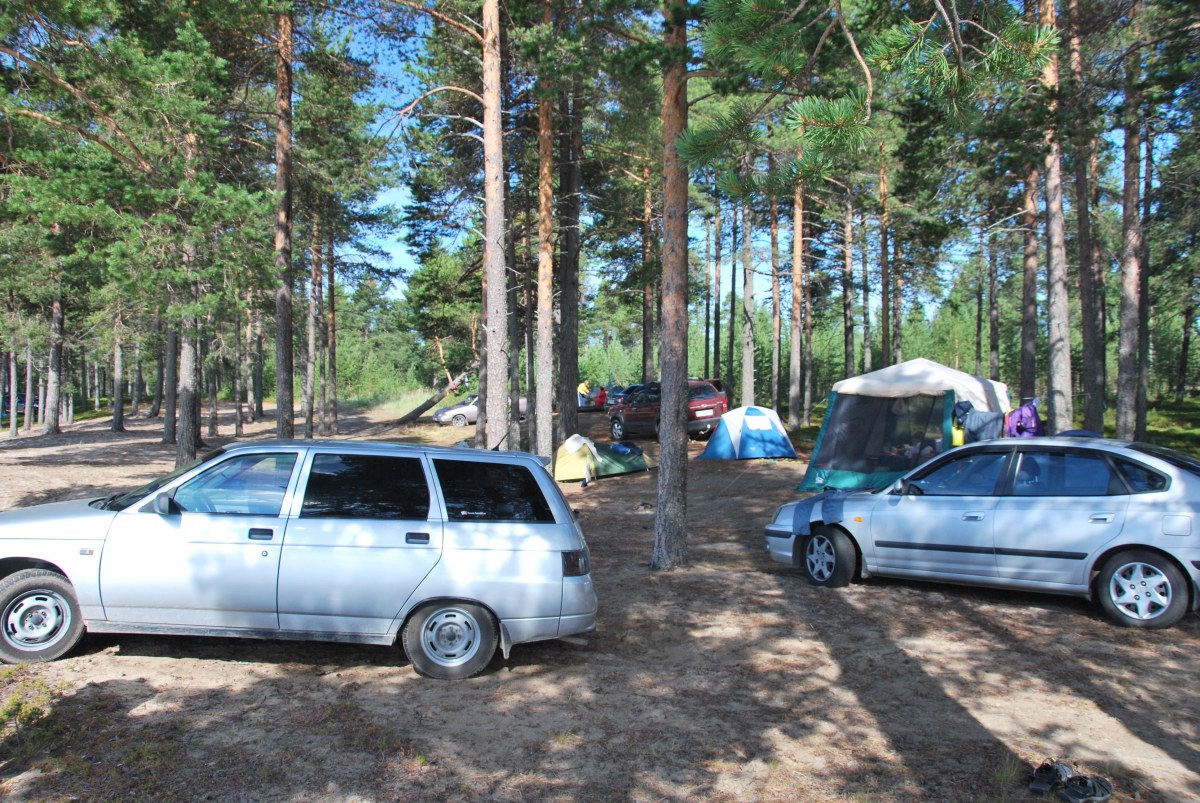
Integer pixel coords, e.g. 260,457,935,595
698,406,797,460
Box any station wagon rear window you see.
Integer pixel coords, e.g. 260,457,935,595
301,454,431,519
433,459,554,522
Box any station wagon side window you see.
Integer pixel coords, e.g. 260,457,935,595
300,454,431,519
1112,458,1168,494
432,459,555,523
172,453,298,515
1010,450,1119,497
909,451,1007,496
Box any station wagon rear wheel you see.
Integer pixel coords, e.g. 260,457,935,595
802,528,855,588
1097,550,1187,629
0,569,85,663
402,602,497,680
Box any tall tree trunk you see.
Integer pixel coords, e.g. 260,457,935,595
788,181,804,428
131,344,143,417
713,199,722,383
879,147,891,365
988,229,1000,380
111,330,125,432
206,345,219,437
1068,0,1104,431
176,325,199,467
43,294,63,436
726,205,736,390
841,200,855,379
253,309,265,420
891,237,903,363
234,307,244,438
769,158,781,408
859,210,871,374
740,199,755,406
324,235,338,434
641,167,655,382
304,212,322,440
480,0,510,449
704,214,712,380
149,316,163,418
803,212,815,425
8,350,17,438
556,82,582,442
651,0,689,571
1040,0,1073,432
534,76,555,459
163,327,178,444
1177,282,1197,407
22,342,33,433
1135,117,1153,439
1115,0,1143,440
975,225,985,375
274,9,295,439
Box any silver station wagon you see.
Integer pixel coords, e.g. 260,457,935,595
0,441,597,679
766,438,1200,629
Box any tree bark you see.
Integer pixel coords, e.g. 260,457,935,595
111,331,125,432
879,146,891,365
704,214,712,380
481,0,510,449
841,199,855,379
1177,283,1197,407
8,350,17,438
324,235,338,434
556,80,582,442
1040,0,1073,433
713,199,722,384
1135,121,1153,440
131,344,143,417
988,229,1000,380
741,199,755,406
163,327,178,444
304,211,322,439
43,295,64,436
726,206,736,389
651,0,689,571
1115,0,1143,440
859,210,871,374
788,181,804,428
534,72,556,459
149,316,163,418
22,342,33,434
642,166,655,382
176,325,199,467
770,179,782,408
274,9,295,439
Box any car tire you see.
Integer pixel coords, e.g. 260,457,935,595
451,413,468,427
610,418,625,440
0,569,85,664
801,528,856,588
402,602,498,680
1097,550,1188,629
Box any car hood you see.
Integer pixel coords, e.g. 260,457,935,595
0,498,119,539
434,401,475,415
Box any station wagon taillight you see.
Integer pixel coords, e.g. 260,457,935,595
562,549,591,577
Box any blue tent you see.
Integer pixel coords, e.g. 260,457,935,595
698,406,797,460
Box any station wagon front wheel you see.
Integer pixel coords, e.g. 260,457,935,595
0,569,85,663
402,602,498,680
1097,550,1188,629
802,529,855,588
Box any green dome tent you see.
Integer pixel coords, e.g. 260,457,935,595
799,358,1010,492
554,435,655,483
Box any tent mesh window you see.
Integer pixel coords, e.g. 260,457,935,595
810,394,945,474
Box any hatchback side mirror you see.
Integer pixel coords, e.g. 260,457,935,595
898,478,924,496
152,492,180,515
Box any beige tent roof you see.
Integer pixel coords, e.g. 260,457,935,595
831,357,1011,412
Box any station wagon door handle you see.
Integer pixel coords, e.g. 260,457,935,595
248,528,274,540
1089,514,1116,524
961,512,986,522
406,532,431,544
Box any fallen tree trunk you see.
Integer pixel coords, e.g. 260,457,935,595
388,363,477,428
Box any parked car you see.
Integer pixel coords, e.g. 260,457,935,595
605,384,643,412
765,437,1200,629
609,380,727,441
432,394,528,427
0,440,597,678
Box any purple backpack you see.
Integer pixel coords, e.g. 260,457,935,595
1005,400,1046,438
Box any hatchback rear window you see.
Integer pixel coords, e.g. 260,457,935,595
1130,444,1200,478
432,459,555,523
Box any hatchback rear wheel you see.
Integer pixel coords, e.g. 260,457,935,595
1097,550,1188,629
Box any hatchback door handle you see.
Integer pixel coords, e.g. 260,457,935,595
406,532,431,544
248,528,274,540
962,512,986,522
1089,514,1116,524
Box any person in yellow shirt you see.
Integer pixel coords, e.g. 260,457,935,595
577,380,590,407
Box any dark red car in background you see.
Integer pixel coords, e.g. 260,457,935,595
608,379,727,440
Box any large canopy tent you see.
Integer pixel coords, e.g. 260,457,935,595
798,358,1011,492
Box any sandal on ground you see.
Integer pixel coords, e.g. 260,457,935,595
1029,760,1073,794
1058,774,1113,803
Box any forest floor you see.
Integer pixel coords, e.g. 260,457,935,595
0,403,1198,801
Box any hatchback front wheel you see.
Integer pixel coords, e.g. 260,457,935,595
801,529,855,588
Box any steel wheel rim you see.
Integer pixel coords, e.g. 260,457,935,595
1108,561,1173,621
421,607,482,667
4,589,72,651
805,535,836,582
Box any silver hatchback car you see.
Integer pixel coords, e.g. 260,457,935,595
0,441,597,678
766,438,1200,628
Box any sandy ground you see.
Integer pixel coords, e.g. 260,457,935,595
0,404,1198,801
